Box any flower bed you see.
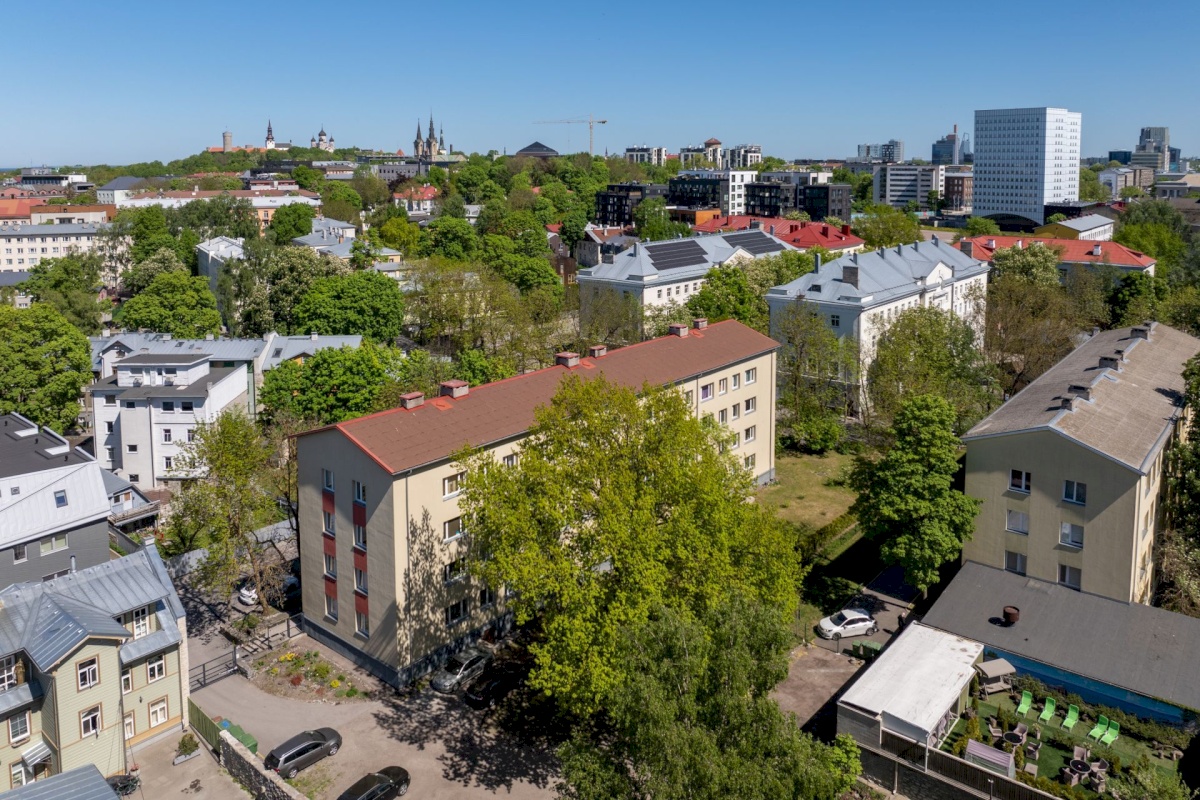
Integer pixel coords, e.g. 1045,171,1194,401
251,648,371,702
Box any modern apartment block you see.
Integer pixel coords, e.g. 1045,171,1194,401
0,414,112,586
0,223,109,272
1131,126,1170,171
593,183,667,227
973,106,1081,226
873,164,946,210
942,172,973,212
856,140,904,162
961,323,1200,604
668,170,757,215
744,180,850,221
725,144,763,170
0,548,188,787
294,319,779,687
931,125,964,165
624,146,668,167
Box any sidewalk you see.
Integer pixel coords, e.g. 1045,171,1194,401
134,732,250,800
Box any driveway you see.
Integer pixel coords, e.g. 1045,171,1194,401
191,639,557,800
134,732,249,800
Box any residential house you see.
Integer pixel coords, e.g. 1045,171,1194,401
624,146,667,167
1033,214,1114,241
392,184,437,218
116,190,322,232
294,319,779,686
0,547,187,787
1154,174,1200,199
95,177,146,205
0,414,112,585
0,223,109,272
0,272,32,308
102,470,159,540
873,164,945,210
942,172,973,212
194,236,245,299
28,206,116,226
594,183,667,227
290,217,357,248
692,217,864,254
572,224,637,269
1097,166,1155,197
668,170,757,215
956,236,1156,278
0,201,41,224
961,323,1200,603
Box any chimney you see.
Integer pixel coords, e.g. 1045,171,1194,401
842,265,859,288
1002,606,1020,626
961,240,974,258
841,224,851,236
1099,355,1122,371
1092,243,1102,257
1144,320,1158,332
769,224,775,235
750,219,760,230
668,323,689,338
1131,326,1150,340
1067,384,1092,401
987,238,996,249
555,351,580,367
692,317,708,330
1060,396,1077,410
814,253,822,270
821,225,830,237
587,344,607,358
439,379,469,399
399,391,424,409
1015,239,1023,249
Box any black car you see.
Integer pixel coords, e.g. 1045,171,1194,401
336,766,411,800
464,666,522,709
264,727,342,779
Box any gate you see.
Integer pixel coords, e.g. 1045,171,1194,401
189,650,238,691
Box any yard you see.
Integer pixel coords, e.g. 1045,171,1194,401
759,451,856,530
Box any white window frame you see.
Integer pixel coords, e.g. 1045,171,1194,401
443,471,465,498
1058,564,1082,590
718,378,728,395
1005,510,1029,535
1060,523,1084,549
479,586,497,608
322,469,334,491
149,698,168,727
732,373,740,390
11,545,24,565
124,712,135,741
353,480,366,504
1009,469,1031,493
744,453,756,469
744,368,757,384
353,523,366,550
323,511,336,536
10,763,26,788
744,425,756,443
1004,550,1027,575
324,594,338,621
78,657,99,690
445,598,469,626
354,568,368,595
443,517,463,542
0,656,15,691
81,706,101,738
744,396,756,414
700,383,714,401
355,611,369,638
1063,480,1087,505
147,654,165,683
132,606,149,639
8,711,29,744
324,554,337,579
443,558,467,584
121,668,132,695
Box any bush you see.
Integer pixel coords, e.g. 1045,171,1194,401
177,733,199,757
311,662,331,681
237,614,260,633
964,715,982,743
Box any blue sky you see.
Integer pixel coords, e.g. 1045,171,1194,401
3,0,1196,166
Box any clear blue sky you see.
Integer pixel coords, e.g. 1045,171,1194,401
4,0,1197,166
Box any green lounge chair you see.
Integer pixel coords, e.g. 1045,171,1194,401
1038,697,1056,724
1062,704,1079,731
1100,721,1120,746
1016,691,1033,717
1088,714,1109,740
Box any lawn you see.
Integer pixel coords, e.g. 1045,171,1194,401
758,451,856,531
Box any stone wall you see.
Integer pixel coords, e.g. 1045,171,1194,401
218,730,307,800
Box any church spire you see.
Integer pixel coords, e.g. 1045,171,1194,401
266,119,274,139
428,115,435,141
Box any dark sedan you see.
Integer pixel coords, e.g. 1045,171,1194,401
464,666,523,709
264,727,342,779
336,766,411,799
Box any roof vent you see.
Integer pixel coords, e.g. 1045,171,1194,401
439,380,469,399
692,318,708,329
987,239,996,249
1131,326,1150,340
587,344,607,358
399,392,424,409
1067,384,1092,401
1002,606,1020,626
842,265,859,289
555,351,580,367
1099,355,1122,371
668,323,689,338
1060,395,1077,410
1092,243,1103,256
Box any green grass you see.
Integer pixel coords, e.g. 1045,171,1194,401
758,452,856,530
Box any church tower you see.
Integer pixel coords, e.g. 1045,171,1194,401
265,120,275,150
414,120,424,159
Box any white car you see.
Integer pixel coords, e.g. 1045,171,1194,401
237,576,299,608
817,608,878,639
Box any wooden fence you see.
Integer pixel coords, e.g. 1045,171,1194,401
189,698,223,753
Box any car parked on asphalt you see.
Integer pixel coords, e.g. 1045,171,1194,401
816,608,878,639
430,648,492,693
238,575,300,608
336,766,411,799
264,728,342,779
464,664,523,709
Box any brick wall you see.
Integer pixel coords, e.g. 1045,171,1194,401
218,731,306,800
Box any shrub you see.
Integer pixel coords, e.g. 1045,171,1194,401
268,667,279,676
237,614,260,633
329,679,340,689
278,652,297,663
311,662,331,681
289,674,303,687
345,686,359,698
964,716,982,743
177,733,198,757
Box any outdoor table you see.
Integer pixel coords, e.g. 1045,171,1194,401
1069,759,1090,775
1003,731,1023,746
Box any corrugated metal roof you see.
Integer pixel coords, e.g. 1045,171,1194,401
119,610,180,665
0,681,42,718
0,459,110,547
19,738,52,767
261,335,362,370
1,764,116,800
579,231,796,286
24,594,130,669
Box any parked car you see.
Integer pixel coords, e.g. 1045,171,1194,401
264,728,342,779
816,608,878,639
430,648,492,693
238,575,300,608
464,664,523,709
336,766,411,800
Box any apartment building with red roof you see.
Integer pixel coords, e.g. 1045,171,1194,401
693,216,865,254
955,236,1156,277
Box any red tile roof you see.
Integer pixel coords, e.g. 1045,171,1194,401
29,204,117,219
0,199,39,220
545,223,562,234
129,189,319,199
302,320,778,474
392,184,437,202
692,216,864,251
954,236,1155,270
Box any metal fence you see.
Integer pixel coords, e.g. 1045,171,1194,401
189,698,223,753
189,650,238,692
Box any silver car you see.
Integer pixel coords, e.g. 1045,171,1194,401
430,649,492,693
817,608,878,639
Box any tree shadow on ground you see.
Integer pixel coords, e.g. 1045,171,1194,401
178,580,229,647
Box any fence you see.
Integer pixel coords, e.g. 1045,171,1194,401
874,731,1057,800
189,698,223,753
190,650,238,692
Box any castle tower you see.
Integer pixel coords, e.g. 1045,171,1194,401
222,130,233,152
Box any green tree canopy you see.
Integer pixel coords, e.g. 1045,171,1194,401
850,394,981,592
962,216,1000,237
633,197,692,241
268,203,315,243
122,246,188,296
424,216,478,261
0,304,92,431
984,276,1080,397
20,252,108,334
775,304,857,453
458,376,801,716
292,270,406,342
686,265,761,329
260,343,404,425
377,217,423,254
1107,271,1165,326
853,204,920,248
264,246,348,334
989,242,1062,288
115,270,222,338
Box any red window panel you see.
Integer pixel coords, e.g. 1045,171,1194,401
354,592,369,615
322,490,335,514
323,576,337,596
323,535,337,557
353,549,367,573
352,503,366,527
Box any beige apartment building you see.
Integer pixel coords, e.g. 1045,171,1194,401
962,323,1200,604
0,547,188,788
294,319,778,686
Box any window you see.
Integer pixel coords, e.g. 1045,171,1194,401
324,554,337,579
502,454,517,468
685,390,694,405
149,698,168,727
1005,510,1029,534
162,428,172,443
1063,480,1087,505
1009,470,1031,493
8,711,29,743
128,474,139,484
104,395,116,406
323,511,336,535
732,373,740,390
81,706,101,737
163,456,173,471
162,401,174,413
181,401,194,412
443,517,463,542
1060,523,1084,549
124,713,135,741
324,594,338,621
0,656,13,694
121,669,132,695
1005,551,1027,576
353,524,366,550
127,444,138,453
700,383,714,401
77,657,99,689
718,409,727,424
125,401,135,409
744,368,757,384
744,453,756,469
10,763,26,788
1058,564,1082,590
744,425,756,443
718,378,728,395
731,403,740,420
831,314,840,328
126,607,148,643
187,429,195,443
445,598,469,626
105,421,114,434
322,469,334,491
443,471,465,497
443,558,467,584
147,654,165,682
12,545,26,565
353,480,366,504
744,396,756,414
355,611,370,637
40,534,67,555
354,568,368,595
54,490,68,508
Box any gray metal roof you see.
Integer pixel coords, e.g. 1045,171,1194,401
91,366,241,399
0,413,95,478
99,176,145,192
0,681,42,718
0,271,30,287
0,223,109,236
0,764,117,800
922,562,1200,713
116,353,209,366
119,609,181,665
22,594,130,668
100,469,132,497
261,335,363,370
579,231,796,286
90,332,267,373
1052,214,1112,232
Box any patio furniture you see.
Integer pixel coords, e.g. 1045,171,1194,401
1023,762,1038,778
1100,720,1120,746
1062,704,1079,731
1074,745,1089,762
988,722,1003,741
1090,758,1109,777
1026,741,1041,760
1038,697,1056,724
975,658,1016,696
1016,691,1033,717
1014,722,1028,740
1060,766,1080,786
1091,774,1106,793
1003,731,1024,747
1087,714,1109,740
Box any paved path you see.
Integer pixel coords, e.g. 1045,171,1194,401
134,732,249,800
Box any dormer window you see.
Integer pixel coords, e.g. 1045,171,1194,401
0,655,16,691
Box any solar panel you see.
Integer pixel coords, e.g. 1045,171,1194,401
645,240,708,271
722,231,785,255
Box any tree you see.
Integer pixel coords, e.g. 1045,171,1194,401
775,304,856,453
424,216,478,261
963,216,1001,237
291,165,324,192
1107,763,1196,800
0,304,92,431
348,237,381,270
867,306,994,431
260,343,404,425
264,246,348,334
454,348,516,386
458,376,801,715
853,204,920,248
1046,213,1067,224
1115,222,1188,273
122,246,187,296
377,217,422,254
1078,168,1110,202
126,205,178,264
292,270,406,342
557,599,861,800
1107,271,1163,326
1120,186,1147,200
20,252,108,334
784,210,811,221
984,277,1080,397
115,271,222,338
439,192,467,219
633,197,692,241
269,203,315,243
850,395,981,593
989,242,1062,288
686,266,761,329
350,170,390,209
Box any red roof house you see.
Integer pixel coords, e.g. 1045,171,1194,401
954,236,1156,277
693,216,864,252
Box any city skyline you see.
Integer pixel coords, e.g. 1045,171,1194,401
2,0,1196,165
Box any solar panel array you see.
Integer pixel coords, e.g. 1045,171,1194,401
722,232,786,255
645,240,708,271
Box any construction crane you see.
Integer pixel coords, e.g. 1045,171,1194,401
533,115,608,155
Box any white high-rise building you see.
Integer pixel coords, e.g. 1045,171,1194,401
973,107,1081,225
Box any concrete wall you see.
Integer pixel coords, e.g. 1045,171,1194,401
219,730,306,800
0,517,110,585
